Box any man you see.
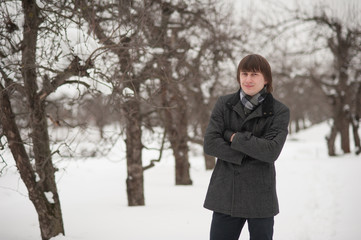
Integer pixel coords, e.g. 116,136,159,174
203,54,290,240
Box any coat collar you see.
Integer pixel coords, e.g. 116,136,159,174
226,88,274,119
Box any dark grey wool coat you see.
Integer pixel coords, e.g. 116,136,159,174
203,89,290,218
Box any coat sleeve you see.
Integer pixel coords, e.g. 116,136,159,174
203,96,246,165
230,104,290,163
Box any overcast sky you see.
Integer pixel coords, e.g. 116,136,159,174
230,0,361,23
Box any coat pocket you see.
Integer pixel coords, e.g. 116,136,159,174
204,160,234,210
238,158,272,192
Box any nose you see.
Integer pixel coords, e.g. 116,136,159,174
244,75,252,82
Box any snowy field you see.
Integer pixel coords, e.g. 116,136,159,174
1,122,361,240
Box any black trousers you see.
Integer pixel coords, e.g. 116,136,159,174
210,212,274,240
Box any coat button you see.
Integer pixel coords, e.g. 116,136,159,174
234,171,240,176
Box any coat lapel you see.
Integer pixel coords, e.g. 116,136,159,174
232,101,246,120
246,94,274,120
227,89,275,123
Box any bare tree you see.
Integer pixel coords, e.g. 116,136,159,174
185,2,239,170
295,3,361,155
75,0,150,205
257,1,361,155
138,0,240,178
0,1,97,239
64,1,242,208
270,50,331,133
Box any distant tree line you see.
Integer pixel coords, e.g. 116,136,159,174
0,0,360,239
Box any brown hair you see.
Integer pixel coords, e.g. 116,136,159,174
237,54,273,93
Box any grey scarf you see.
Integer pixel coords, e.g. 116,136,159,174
240,87,267,114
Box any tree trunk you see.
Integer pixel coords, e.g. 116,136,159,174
204,154,216,170
326,101,351,155
124,97,145,206
351,83,361,155
161,83,192,185
169,103,192,185
295,118,301,132
170,132,192,185
20,1,65,238
201,120,215,170
326,124,337,156
0,84,64,240
31,101,65,239
350,115,361,155
333,97,351,154
339,116,350,153
172,114,192,185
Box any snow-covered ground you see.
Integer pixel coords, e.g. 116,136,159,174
0,122,361,240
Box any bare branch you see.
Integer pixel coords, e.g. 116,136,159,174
142,129,166,171
38,56,93,100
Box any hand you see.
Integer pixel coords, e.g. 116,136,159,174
230,133,236,142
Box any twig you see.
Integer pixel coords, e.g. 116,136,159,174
142,129,166,171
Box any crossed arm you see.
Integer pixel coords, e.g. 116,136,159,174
203,97,290,165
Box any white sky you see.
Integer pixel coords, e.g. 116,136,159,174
230,0,361,23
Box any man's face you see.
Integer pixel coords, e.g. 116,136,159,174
239,71,267,96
